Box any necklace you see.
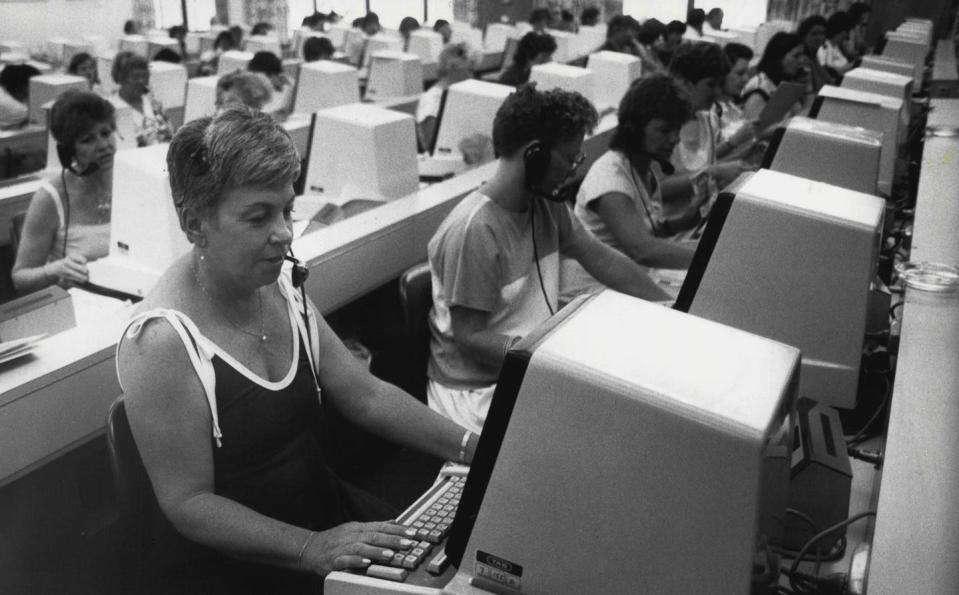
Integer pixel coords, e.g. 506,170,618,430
192,260,267,342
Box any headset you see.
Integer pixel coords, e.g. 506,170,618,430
55,141,102,261
522,140,563,316
284,249,322,395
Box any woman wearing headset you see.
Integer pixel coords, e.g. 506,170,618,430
12,91,115,294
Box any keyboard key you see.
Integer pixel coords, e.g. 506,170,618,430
416,528,430,541
427,529,443,543
411,547,426,558
389,553,406,567
402,554,419,569
427,551,450,575
366,565,408,581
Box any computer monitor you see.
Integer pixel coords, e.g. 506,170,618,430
365,51,422,100
28,73,88,125
62,41,94,65
812,85,904,197
118,35,149,57
325,290,799,593
674,168,885,409
545,29,576,63
293,61,360,115
304,103,418,202
880,34,927,83
87,143,191,297
450,22,484,51
431,79,514,158
860,55,915,79
183,75,219,124
574,25,607,56
244,35,282,56
362,34,403,69
763,116,883,195
217,50,254,75
327,23,353,50
408,30,444,63
484,23,517,53
148,61,188,109
586,51,642,111
841,68,913,124
529,63,595,105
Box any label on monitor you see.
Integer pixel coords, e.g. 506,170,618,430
472,550,523,593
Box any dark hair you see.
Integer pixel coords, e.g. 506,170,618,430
757,32,803,83
399,16,420,36
362,12,380,31
638,18,666,45
167,106,299,219
351,17,364,28
687,8,706,29
707,8,724,20
433,19,450,31
797,15,827,39
668,41,730,83
248,51,283,76
214,31,236,51
514,32,557,67
168,25,186,40
251,22,272,36
67,52,97,75
229,25,244,46
848,2,870,23
492,83,598,157
153,48,182,64
0,64,41,100
665,20,687,36
111,51,148,84
123,20,139,35
50,90,116,147
303,36,334,62
606,15,640,40
561,10,574,22
580,6,600,26
611,73,691,154
825,12,853,38
723,42,754,65
529,9,551,25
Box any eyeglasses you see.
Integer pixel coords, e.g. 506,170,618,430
554,149,586,174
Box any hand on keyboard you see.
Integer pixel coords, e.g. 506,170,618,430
303,521,416,576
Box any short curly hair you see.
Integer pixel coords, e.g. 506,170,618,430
167,106,300,225
668,41,730,84
610,73,691,154
215,71,273,111
492,82,599,158
513,32,558,68
50,90,116,148
111,51,148,84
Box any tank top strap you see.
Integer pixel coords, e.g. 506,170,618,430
117,308,224,447
278,272,321,400
39,179,65,229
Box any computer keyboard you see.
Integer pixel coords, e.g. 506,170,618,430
361,466,468,584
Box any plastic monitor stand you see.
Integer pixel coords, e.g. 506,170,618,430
217,50,254,75
814,85,904,197
183,75,219,124
673,168,885,409
292,61,360,115
483,23,517,53
586,51,642,112
443,290,800,594
364,51,422,100
304,103,419,203
87,144,192,298
27,74,87,126
408,30,444,63
766,116,883,195
148,61,188,109
529,62,595,105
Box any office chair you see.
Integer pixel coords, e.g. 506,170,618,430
9,211,26,258
398,261,433,402
105,396,161,587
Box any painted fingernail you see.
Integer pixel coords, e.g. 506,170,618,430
361,558,372,565
400,539,415,548
383,549,394,557
405,528,417,537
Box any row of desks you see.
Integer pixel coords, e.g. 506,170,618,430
866,98,959,593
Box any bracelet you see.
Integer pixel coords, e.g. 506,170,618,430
297,530,317,569
458,430,472,465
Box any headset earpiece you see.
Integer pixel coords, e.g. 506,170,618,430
285,254,310,288
523,140,552,192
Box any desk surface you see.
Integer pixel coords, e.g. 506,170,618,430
866,121,959,593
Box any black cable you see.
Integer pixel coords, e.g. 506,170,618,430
846,372,891,447
788,511,876,593
61,168,70,260
528,205,555,316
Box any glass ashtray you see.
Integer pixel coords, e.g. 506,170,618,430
895,261,959,293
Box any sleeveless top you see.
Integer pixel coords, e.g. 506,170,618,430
116,274,393,594
40,179,111,263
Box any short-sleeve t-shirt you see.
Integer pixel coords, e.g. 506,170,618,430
427,190,594,388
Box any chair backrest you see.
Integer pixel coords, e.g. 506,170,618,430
398,261,433,401
10,211,26,258
105,396,161,547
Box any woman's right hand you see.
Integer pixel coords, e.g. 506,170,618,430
45,254,89,287
302,521,416,575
